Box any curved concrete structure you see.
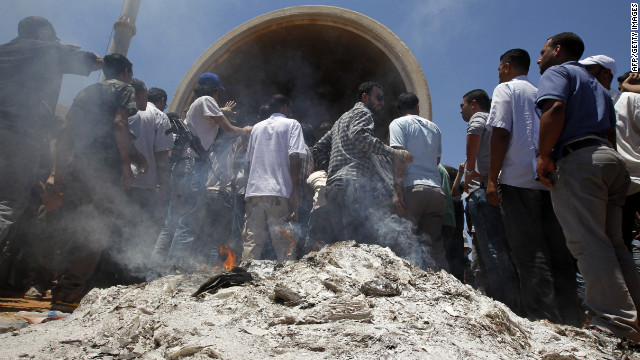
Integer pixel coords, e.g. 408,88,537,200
170,5,431,135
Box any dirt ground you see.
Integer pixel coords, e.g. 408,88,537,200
1,242,639,359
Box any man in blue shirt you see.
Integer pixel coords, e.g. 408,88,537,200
536,32,640,342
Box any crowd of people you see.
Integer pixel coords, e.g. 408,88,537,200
1,16,640,344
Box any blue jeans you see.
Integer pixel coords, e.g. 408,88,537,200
147,158,205,279
467,188,520,312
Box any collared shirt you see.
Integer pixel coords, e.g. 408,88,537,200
245,113,307,199
313,102,397,188
184,95,223,157
616,92,640,195
466,111,491,192
389,114,441,188
487,75,545,190
536,61,615,159
129,102,174,189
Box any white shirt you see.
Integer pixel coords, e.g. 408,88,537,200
183,96,223,157
129,102,174,188
245,113,307,199
487,75,545,190
389,115,442,188
616,92,640,195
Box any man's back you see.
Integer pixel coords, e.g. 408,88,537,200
129,103,173,188
66,79,136,181
246,113,305,198
0,38,94,130
389,115,441,188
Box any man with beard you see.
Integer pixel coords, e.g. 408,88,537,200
313,82,412,244
536,32,640,341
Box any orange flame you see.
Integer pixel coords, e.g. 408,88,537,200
220,246,236,271
276,226,296,258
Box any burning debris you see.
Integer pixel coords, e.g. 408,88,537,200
0,241,636,359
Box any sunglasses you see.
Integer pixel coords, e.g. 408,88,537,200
375,94,384,101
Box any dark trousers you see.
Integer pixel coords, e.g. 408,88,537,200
622,191,640,272
326,185,371,244
467,188,520,312
197,191,234,267
499,184,582,326
52,174,121,304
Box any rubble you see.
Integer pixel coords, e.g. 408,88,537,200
0,241,637,359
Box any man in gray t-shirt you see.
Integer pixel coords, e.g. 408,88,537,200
461,89,519,313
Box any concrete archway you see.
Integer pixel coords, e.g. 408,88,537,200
169,5,431,137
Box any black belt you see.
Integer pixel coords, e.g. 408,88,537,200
561,138,608,158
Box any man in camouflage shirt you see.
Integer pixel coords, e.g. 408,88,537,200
47,53,138,312
313,82,412,244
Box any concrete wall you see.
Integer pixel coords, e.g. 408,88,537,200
169,5,431,136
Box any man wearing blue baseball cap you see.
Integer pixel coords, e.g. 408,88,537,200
147,72,251,279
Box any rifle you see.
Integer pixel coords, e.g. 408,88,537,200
165,113,208,163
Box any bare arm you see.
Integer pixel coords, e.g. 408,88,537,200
450,162,464,198
288,153,302,221
208,114,251,138
621,73,640,93
391,145,407,215
486,127,510,205
536,99,566,188
464,133,483,193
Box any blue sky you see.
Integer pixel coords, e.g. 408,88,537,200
0,0,631,166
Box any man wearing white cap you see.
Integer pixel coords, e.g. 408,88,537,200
580,54,617,91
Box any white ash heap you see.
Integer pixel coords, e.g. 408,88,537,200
0,241,636,359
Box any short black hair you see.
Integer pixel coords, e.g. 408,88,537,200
500,48,530,72
147,87,167,104
301,123,316,146
193,84,218,98
130,78,146,95
463,89,491,112
397,92,419,114
268,94,291,113
548,32,584,60
103,53,132,80
356,82,383,102
258,104,271,121
618,71,632,84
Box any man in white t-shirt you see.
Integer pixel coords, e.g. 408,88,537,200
486,48,581,326
389,92,448,271
147,73,251,280
242,94,307,261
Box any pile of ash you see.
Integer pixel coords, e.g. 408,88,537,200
0,241,636,359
